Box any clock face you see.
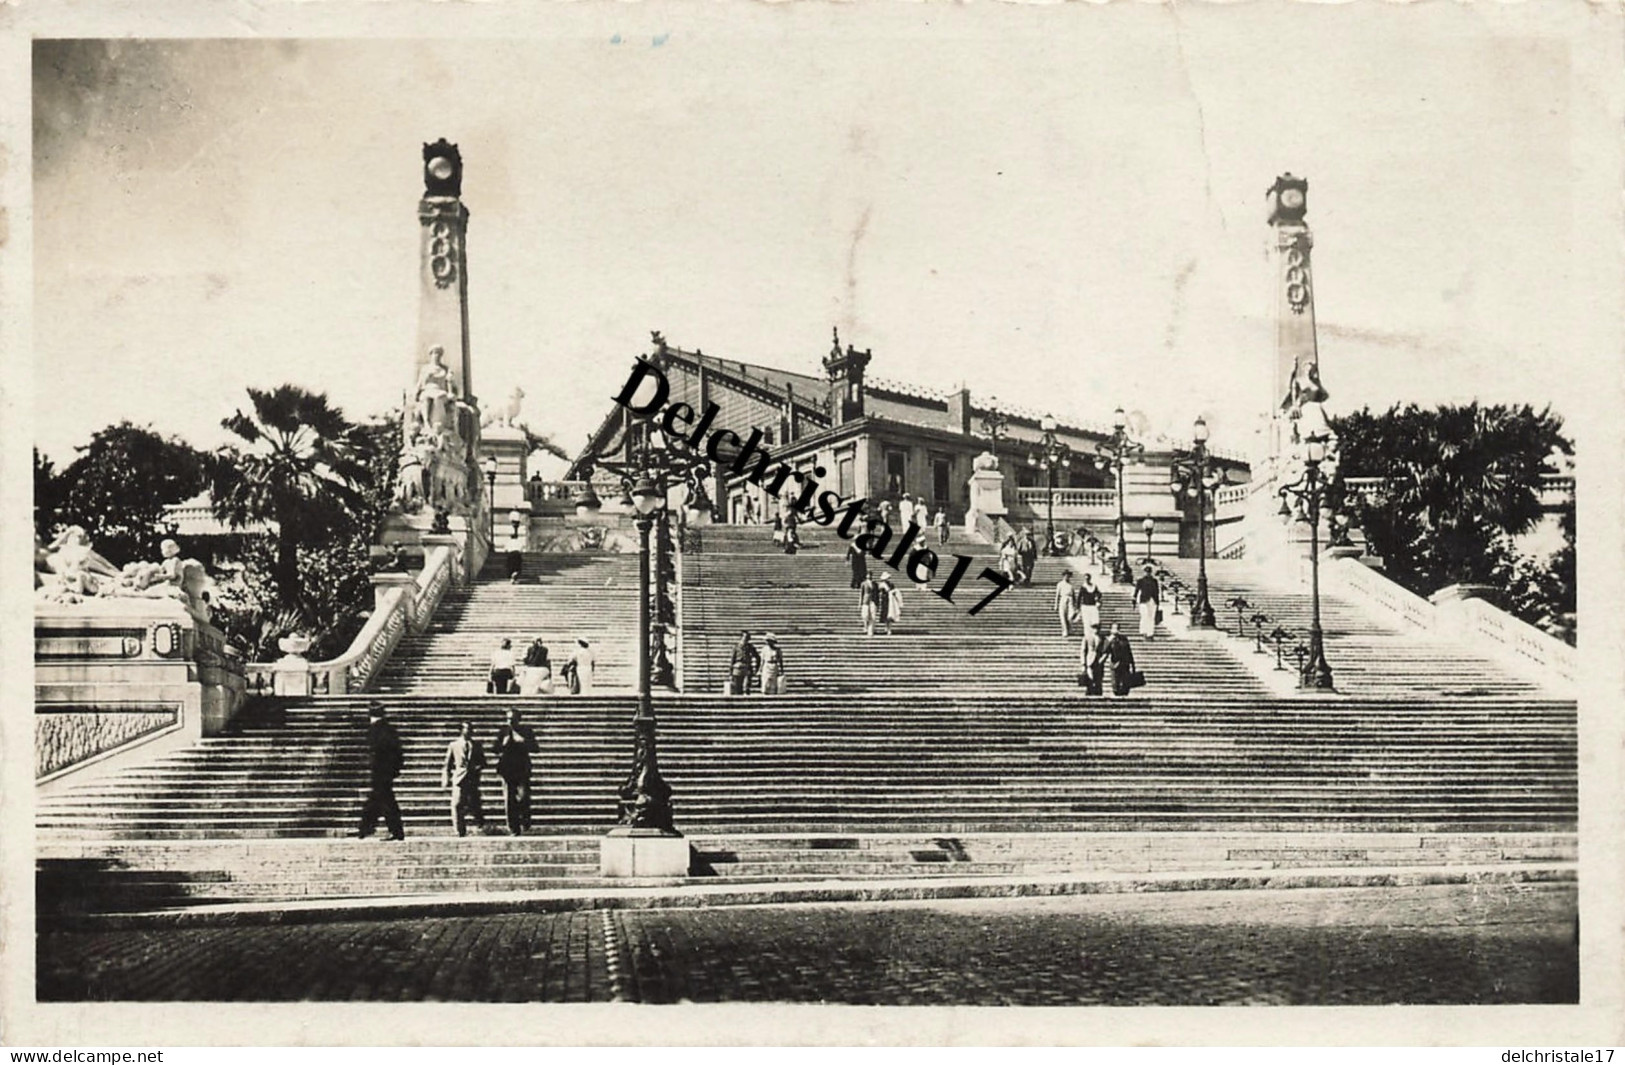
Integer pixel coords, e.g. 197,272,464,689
428,156,455,181
1281,188,1305,210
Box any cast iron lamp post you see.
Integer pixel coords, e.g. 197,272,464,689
1167,415,1227,629
1142,516,1155,561
980,397,1010,460
583,422,712,832
480,454,498,544
1278,431,1337,690
1093,407,1144,584
1027,414,1072,556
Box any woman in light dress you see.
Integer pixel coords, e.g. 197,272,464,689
518,639,554,695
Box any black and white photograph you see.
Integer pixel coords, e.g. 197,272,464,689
4,0,1622,1048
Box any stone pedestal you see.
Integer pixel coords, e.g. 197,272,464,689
600,830,691,878
965,460,1007,533
481,423,530,514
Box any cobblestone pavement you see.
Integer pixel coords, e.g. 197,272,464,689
38,883,1577,1005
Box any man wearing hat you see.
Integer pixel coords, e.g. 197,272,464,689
760,633,785,695
727,630,760,695
1133,563,1162,640
357,701,406,841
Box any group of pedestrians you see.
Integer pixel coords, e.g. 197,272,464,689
356,703,542,841
727,629,786,694
998,529,1041,586
487,637,595,695
1054,563,1163,697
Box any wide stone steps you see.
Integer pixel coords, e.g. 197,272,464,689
37,829,1575,911
36,694,1576,843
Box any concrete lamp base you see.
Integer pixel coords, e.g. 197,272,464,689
601,830,691,878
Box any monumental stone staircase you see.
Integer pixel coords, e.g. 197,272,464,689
35,518,1578,911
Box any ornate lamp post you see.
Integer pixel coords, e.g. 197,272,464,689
480,454,498,544
1278,430,1337,690
1094,407,1144,584
1026,414,1072,556
1167,415,1226,629
1141,516,1155,561
980,397,1010,460
582,421,712,836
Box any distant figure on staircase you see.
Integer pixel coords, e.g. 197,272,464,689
845,540,868,589
1079,624,1104,696
565,639,596,695
1075,572,1102,635
727,630,760,695
441,721,487,837
518,640,554,695
493,708,540,836
1054,570,1078,638
488,637,517,695
782,510,800,554
761,633,785,695
899,494,915,529
1133,564,1161,640
934,507,949,546
859,575,882,638
1017,528,1039,586
882,574,903,635
771,513,783,546
999,537,1020,584
505,528,525,583
357,702,405,841
1102,623,1139,698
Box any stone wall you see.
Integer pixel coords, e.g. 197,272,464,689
36,706,180,779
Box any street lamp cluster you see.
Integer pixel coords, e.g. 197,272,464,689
580,422,714,832
1094,407,1144,584
1027,415,1072,556
1166,416,1230,629
1277,429,1339,690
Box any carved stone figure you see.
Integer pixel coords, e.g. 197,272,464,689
36,526,123,600
414,346,460,434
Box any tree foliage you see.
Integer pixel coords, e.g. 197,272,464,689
1329,402,1573,637
211,386,372,612
34,424,213,565
208,401,400,660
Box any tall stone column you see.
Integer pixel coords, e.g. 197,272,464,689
389,141,488,587
1244,173,1334,569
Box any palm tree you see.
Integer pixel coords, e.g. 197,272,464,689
212,386,371,613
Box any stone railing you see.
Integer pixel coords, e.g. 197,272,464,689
1324,556,1575,687
1342,473,1573,511
247,541,461,698
1457,597,1577,683
1014,487,1119,512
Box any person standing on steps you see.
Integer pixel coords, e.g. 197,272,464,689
1054,569,1078,638
492,708,540,836
518,639,553,695
760,633,785,695
566,638,596,694
727,630,760,695
782,509,800,554
1102,623,1139,697
1075,572,1102,636
488,637,516,695
357,701,405,841
1133,563,1161,640
441,720,487,837
859,574,882,638
1079,624,1105,696
881,573,903,635
845,540,868,590
934,507,950,546
899,493,915,530
1017,528,1039,586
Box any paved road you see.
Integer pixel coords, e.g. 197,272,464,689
38,883,1578,1005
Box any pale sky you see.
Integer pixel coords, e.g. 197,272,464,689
31,4,1622,469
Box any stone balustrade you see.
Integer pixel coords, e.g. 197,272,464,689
247,541,463,699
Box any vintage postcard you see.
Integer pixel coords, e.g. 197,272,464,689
2,0,1622,1048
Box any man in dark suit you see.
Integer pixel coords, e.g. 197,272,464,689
492,708,540,836
358,701,406,840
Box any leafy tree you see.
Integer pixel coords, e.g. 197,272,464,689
1329,402,1573,633
37,424,212,565
209,405,401,660
211,386,370,613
